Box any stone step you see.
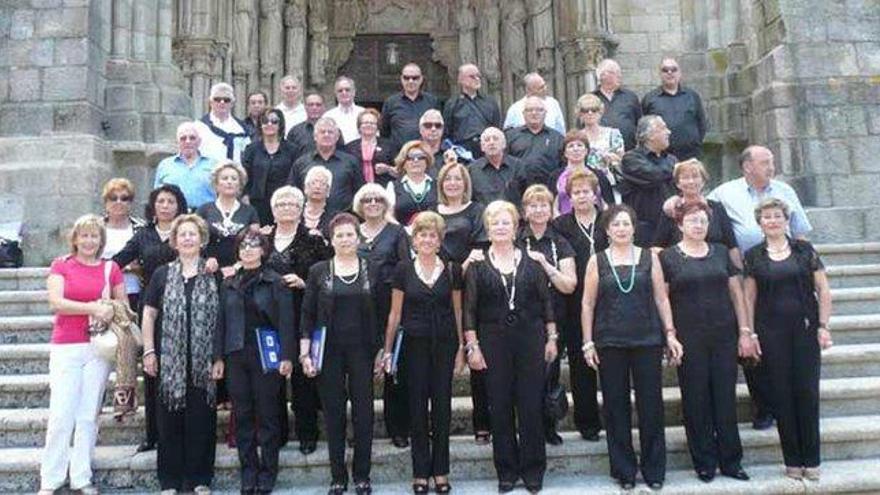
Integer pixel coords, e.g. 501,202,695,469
0,267,48,291
1,376,877,448
826,263,880,288
0,290,48,316
0,415,877,492
816,242,880,265
0,315,53,344
830,287,880,316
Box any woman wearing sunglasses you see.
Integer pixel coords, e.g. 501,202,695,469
387,141,439,225
241,108,298,225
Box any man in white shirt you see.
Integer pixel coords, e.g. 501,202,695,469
193,82,251,163
503,72,566,135
275,74,307,135
322,76,365,144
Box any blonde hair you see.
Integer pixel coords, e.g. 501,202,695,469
483,200,520,234
211,160,248,193
673,158,709,184
101,177,135,202
437,161,472,205
168,214,209,250
411,211,446,241
304,165,333,191
351,183,396,223
394,140,435,176
576,93,604,112
565,168,599,196
754,197,791,224
68,214,107,256
522,184,554,208
270,185,305,209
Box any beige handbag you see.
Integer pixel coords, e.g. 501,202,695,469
89,261,118,362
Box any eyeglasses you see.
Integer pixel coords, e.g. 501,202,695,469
421,122,443,129
360,196,385,205
274,201,300,209
579,107,601,114
402,75,422,81
108,195,131,203
407,153,428,161
660,66,679,74
212,97,232,103
336,87,352,93
524,108,545,113
239,239,263,250
261,118,281,125
178,134,199,142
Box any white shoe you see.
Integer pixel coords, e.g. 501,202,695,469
193,485,211,495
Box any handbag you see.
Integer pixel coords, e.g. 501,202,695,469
544,362,569,421
0,237,23,268
89,261,118,362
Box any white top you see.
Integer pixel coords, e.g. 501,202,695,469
503,95,566,135
323,104,366,144
102,224,140,294
194,114,251,163
276,102,307,135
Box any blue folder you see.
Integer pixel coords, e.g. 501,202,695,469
255,326,281,373
391,327,404,383
310,326,327,374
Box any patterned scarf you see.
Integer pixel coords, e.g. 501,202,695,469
159,259,218,411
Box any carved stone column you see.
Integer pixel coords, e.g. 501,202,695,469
174,0,231,116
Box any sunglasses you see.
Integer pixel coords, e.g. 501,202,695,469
360,196,385,205
108,195,131,203
421,122,443,129
239,238,263,250
579,107,601,114
660,67,679,74
213,97,232,103
261,117,281,125
402,75,422,81
407,153,428,161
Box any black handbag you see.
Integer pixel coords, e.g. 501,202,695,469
0,237,23,268
544,360,570,421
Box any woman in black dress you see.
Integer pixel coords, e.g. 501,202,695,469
264,185,331,455
464,200,558,493
345,108,397,187
300,213,379,495
581,204,682,491
353,183,411,448
551,170,606,442
215,229,295,494
379,211,464,493
389,140,439,225
241,108,298,225
659,202,754,483
113,184,188,453
434,160,490,444
743,198,833,481
141,214,223,494
518,185,576,446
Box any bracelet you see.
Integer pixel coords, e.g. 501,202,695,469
739,327,752,335
142,349,156,359
546,332,559,342
581,341,595,352
298,353,310,363
749,333,759,341
464,340,480,352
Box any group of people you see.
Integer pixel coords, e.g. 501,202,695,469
39,56,833,495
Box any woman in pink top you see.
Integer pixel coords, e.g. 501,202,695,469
40,214,126,495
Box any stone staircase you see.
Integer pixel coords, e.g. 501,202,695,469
1,244,880,493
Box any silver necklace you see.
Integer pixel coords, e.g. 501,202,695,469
575,212,597,257
489,248,520,311
333,259,360,285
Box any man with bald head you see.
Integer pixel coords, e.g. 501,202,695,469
468,127,528,205
381,63,441,155
276,75,307,134
154,121,218,209
592,59,641,150
504,96,564,190
504,72,566,135
443,64,502,160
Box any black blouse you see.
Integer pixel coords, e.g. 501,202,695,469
652,199,737,250
391,260,463,340
265,223,332,308
517,226,576,323
241,140,298,201
197,202,260,267
464,253,554,334
438,202,487,264
593,248,663,348
300,259,378,348
392,178,439,225
553,212,609,299
660,243,739,340
112,225,178,296
359,223,410,331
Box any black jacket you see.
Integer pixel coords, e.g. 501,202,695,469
215,267,296,361
344,137,397,187
618,146,677,246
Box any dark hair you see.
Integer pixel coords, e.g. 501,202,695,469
247,90,268,106
674,201,712,226
600,203,637,232
233,226,271,261
257,108,286,142
145,184,188,223
328,212,359,237
356,108,382,130
562,130,590,160
303,90,324,103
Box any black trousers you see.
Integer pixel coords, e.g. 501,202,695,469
482,328,546,486
470,370,491,433
597,346,666,484
156,386,217,490
383,369,410,439
561,321,602,433
144,374,159,445
543,354,561,432
743,361,774,420
762,319,821,468
291,364,320,442
227,344,284,491
676,333,743,474
317,343,374,484
406,336,456,478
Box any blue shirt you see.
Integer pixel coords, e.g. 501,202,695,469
153,154,217,209
708,177,812,253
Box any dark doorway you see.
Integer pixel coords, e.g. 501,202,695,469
339,34,450,110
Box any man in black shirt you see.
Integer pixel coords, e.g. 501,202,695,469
642,57,707,160
419,109,447,176
592,59,642,151
618,115,678,246
288,117,364,214
286,91,345,159
443,64,502,160
380,63,441,155
468,127,528,206
504,96,564,191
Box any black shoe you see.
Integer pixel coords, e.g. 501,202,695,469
544,429,563,446
722,468,750,481
647,481,664,491
752,413,774,430
525,482,542,493
412,482,429,494
617,479,635,490
579,428,600,442
697,470,715,483
328,481,347,495
497,481,516,493
475,432,491,445
299,440,317,455
135,440,156,453
354,480,372,495
434,481,451,493
392,436,410,448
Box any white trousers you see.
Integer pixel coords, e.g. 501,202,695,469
40,343,111,490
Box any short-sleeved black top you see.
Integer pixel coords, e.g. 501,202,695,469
438,202,486,264
112,226,178,295
197,202,260,267
391,260,463,340
593,248,663,348
660,243,739,340
517,226,576,323
652,199,737,250
392,178,439,225
330,276,368,346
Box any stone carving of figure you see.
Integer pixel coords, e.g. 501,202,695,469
284,0,308,85
232,0,257,113
477,0,501,98
501,0,528,104
457,0,477,65
260,0,284,93
527,0,555,77
308,0,329,86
